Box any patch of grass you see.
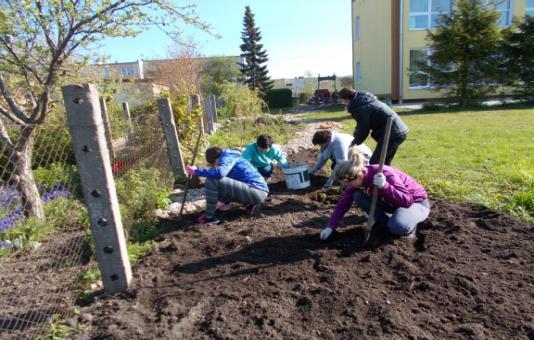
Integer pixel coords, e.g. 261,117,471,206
127,241,156,263
209,115,302,151
301,105,534,221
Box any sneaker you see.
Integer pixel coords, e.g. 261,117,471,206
400,227,417,240
216,202,230,211
323,178,334,188
196,214,220,225
246,204,262,216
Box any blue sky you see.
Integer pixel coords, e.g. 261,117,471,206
96,0,352,79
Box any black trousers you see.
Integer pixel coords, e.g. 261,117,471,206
369,134,406,166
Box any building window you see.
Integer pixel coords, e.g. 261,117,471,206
526,0,534,16
102,69,111,79
121,67,135,77
355,16,361,40
356,63,361,85
409,0,452,30
485,0,512,26
409,49,430,88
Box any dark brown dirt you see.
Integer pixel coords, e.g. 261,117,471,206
76,150,534,339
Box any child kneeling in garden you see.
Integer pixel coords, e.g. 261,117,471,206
187,146,269,224
320,147,430,241
242,134,289,182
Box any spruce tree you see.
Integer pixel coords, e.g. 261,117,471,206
501,16,534,99
422,0,501,106
239,6,273,92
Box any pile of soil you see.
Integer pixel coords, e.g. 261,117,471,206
76,150,533,339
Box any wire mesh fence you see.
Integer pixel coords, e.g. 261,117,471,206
0,115,93,339
0,97,175,338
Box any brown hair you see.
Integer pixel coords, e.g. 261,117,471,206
205,146,222,164
312,130,332,145
338,87,356,100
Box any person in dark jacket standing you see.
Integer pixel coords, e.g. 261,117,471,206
338,87,409,165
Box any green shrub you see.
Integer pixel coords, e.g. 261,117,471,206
264,88,293,109
298,93,311,104
33,163,82,197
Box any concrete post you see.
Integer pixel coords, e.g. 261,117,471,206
99,97,115,161
190,94,205,135
210,95,218,123
203,96,216,134
157,98,186,177
122,102,134,135
62,84,132,294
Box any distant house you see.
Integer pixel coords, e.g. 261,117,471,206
92,56,243,107
352,0,532,102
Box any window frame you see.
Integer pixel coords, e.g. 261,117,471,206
409,0,452,30
355,62,361,85
408,48,431,89
484,0,513,26
526,0,534,16
355,16,361,40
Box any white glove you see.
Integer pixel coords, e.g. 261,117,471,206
323,178,334,188
373,173,386,188
320,227,333,240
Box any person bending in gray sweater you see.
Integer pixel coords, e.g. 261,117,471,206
309,130,372,188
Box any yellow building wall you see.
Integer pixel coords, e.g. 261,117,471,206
401,0,529,100
352,0,392,96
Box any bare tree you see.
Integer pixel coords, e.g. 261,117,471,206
0,0,209,221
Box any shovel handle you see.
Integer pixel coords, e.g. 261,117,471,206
363,117,393,245
179,130,203,217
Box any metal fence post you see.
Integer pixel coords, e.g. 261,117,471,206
122,102,134,135
99,97,115,161
62,84,132,294
157,98,186,178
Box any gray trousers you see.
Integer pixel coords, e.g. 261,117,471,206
353,190,430,236
205,177,268,217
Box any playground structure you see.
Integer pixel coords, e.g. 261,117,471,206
307,74,339,105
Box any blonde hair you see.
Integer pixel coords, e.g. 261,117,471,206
333,146,366,180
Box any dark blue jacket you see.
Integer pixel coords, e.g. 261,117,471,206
348,91,409,145
194,149,269,193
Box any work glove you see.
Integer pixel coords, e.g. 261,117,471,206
373,173,386,188
186,165,197,175
320,227,333,241
280,162,289,169
323,178,334,188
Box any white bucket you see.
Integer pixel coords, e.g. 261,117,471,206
283,163,310,189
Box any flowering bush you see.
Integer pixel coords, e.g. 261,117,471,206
0,183,74,251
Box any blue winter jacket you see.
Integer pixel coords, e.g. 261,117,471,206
194,149,269,193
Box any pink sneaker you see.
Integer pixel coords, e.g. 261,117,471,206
216,202,229,211
196,214,220,225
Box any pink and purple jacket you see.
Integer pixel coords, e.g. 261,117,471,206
326,164,428,229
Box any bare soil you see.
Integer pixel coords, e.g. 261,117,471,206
76,150,533,339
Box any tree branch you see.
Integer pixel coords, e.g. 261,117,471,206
0,110,15,154
0,74,30,123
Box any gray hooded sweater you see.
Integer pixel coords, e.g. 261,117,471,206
348,91,409,145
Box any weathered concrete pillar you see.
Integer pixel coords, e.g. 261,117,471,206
62,84,132,294
99,97,115,161
190,94,205,135
210,95,219,123
157,98,186,177
122,102,134,135
203,96,216,134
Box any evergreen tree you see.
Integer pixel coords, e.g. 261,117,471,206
501,16,534,99
422,0,501,106
239,6,273,92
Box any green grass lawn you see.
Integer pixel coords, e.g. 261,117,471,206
302,105,534,222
